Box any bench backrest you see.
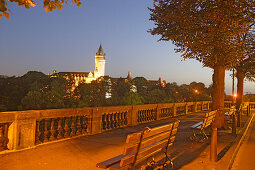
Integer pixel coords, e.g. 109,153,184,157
201,111,216,130
120,120,180,168
229,106,236,115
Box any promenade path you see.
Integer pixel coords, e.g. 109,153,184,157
232,114,255,170
0,112,235,170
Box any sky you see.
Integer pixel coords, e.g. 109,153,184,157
0,0,254,95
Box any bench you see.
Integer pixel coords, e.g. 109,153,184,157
225,106,236,126
190,111,216,142
96,120,180,170
225,106,236,117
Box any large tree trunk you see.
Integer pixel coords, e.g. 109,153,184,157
212,64,225,128
236,68,245,127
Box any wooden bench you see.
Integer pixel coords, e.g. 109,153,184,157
96,120,180,170
225,106,236,117
190,111,216,142
225,106,236,126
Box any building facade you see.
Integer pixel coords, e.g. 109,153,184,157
51,44,106,86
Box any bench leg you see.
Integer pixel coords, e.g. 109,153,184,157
145,151,173,170
190,130,208,142
201,129,208,141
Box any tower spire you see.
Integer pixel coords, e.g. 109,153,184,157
96,43,106,56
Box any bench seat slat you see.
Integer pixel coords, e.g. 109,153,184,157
191,121,203,128
96,154,125,169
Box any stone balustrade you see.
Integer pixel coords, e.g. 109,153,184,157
0,101,254,152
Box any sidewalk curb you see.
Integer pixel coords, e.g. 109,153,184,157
227,113,255,170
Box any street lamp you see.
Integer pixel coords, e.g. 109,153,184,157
233,93,237,104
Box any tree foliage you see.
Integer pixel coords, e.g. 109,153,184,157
0,71,212,111
0,0,81,19
149,0,254,68
149,0,255,128
121,92,143,105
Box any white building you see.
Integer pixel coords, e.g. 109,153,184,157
51,43,106,86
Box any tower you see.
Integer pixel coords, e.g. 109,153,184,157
94,43,106,78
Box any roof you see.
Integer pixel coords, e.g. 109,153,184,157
56,72,91,77
96,43,106,56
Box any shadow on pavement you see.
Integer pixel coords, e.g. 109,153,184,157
172,143,209,170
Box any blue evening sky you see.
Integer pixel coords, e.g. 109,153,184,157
0,0,254,94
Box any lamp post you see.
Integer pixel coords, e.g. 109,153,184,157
232,69,237,136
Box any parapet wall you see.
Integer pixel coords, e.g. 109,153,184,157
0,101,254,152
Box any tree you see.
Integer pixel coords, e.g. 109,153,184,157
132,77,149,97
121,92,143,105
21,76,68,110
149,0,255,128
164,82,182,102
0,0,81,19
235,31,255,125
76,80,107,107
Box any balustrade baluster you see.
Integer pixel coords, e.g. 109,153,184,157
66,117,72,137
35,121,40,144
124,112,127,125
84,116,88,133
43,119,49,142
58,118,64,139
106,114,110,130
63,117,69,138
38,120,45,142
120,112,124,125
113,113,117,128
53,118,60,139
80,116,84,134
0,124,9,151
49,118,55,141
76,116,81,135
142,110,144,122
110,114,114,129
102,114,106,130
117,112,120,127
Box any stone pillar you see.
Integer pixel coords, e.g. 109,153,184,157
90,108,102,135
185,103,189,114
156,104,161,120
194,102,198,113
131,106,138,126
173,104,177,117
207,102,210,111
8,111,37,150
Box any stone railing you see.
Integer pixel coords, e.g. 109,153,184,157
0,101,254,152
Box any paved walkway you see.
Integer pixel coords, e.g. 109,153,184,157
232,115,255,170
0,112,237,170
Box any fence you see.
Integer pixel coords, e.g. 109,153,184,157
0,101,254,152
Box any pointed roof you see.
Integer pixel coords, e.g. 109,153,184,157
96,43,106,56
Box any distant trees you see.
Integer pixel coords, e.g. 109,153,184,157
21,77,68,110
0,71,212,111
121,92,143,105
0,71,75,111
149,0,255,128
0,0,81,19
